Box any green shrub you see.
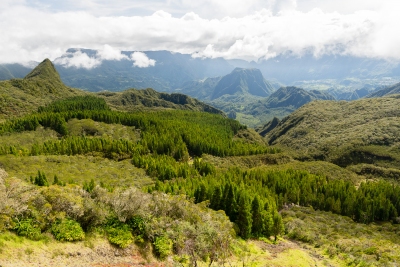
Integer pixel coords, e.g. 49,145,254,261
127,215,146,236
14,219,42,240
153,235,173,260
364,247,378,255
106,224,133,248
51,219,85,241
32,170,48,187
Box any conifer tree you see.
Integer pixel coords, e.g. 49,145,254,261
225,184,237,222
251,196,263,237
210,186,222,210
272,211,284,242
34,171,48,187
236,192,252,239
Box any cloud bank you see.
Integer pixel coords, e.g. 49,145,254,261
0,0,399,64
54,46,156,69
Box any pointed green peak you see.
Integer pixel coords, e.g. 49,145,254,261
24,58,62,82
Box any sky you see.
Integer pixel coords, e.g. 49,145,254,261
0,0,399,67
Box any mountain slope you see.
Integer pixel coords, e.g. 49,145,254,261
99,88,225,115
211,68,274,100
257,86,335,109
0,59,83,119
366,82,400,98
237,87,335,127
265,96,400,174
176,77,221,100
0,63,33,80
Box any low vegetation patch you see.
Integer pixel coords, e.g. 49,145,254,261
51,219,85,242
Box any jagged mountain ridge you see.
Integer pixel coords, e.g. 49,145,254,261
366,82,400,98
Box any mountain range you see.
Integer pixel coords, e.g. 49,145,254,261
2,49,400,95
0,59,223,119
176,68,338,127
2,49,400,128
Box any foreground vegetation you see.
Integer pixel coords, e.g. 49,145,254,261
0,95,278,264
283,206,400,266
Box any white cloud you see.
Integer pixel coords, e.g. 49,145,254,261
97,44,129,60
0,1,399,64
53,45,128,69
54,50,102,69
53,47,156,69
131,52,156,68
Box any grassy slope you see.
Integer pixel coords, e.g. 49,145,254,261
265,96,400,179
0,59,84,119
283,206,400,267
0,119,150,188
203,153,363,183
0,155,152,189
100,88,225,115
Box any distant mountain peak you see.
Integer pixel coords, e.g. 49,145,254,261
24,58,62,83
211,68,274,100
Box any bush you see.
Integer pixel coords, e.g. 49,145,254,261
153,235,173,260
106,223,133,248
51,219,85,241
14,219,42,240
127,215,146,236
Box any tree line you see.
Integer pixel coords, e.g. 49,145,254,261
0,96,279,159
152,167,400,239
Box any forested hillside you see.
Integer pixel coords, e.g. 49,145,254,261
98,88,224,115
